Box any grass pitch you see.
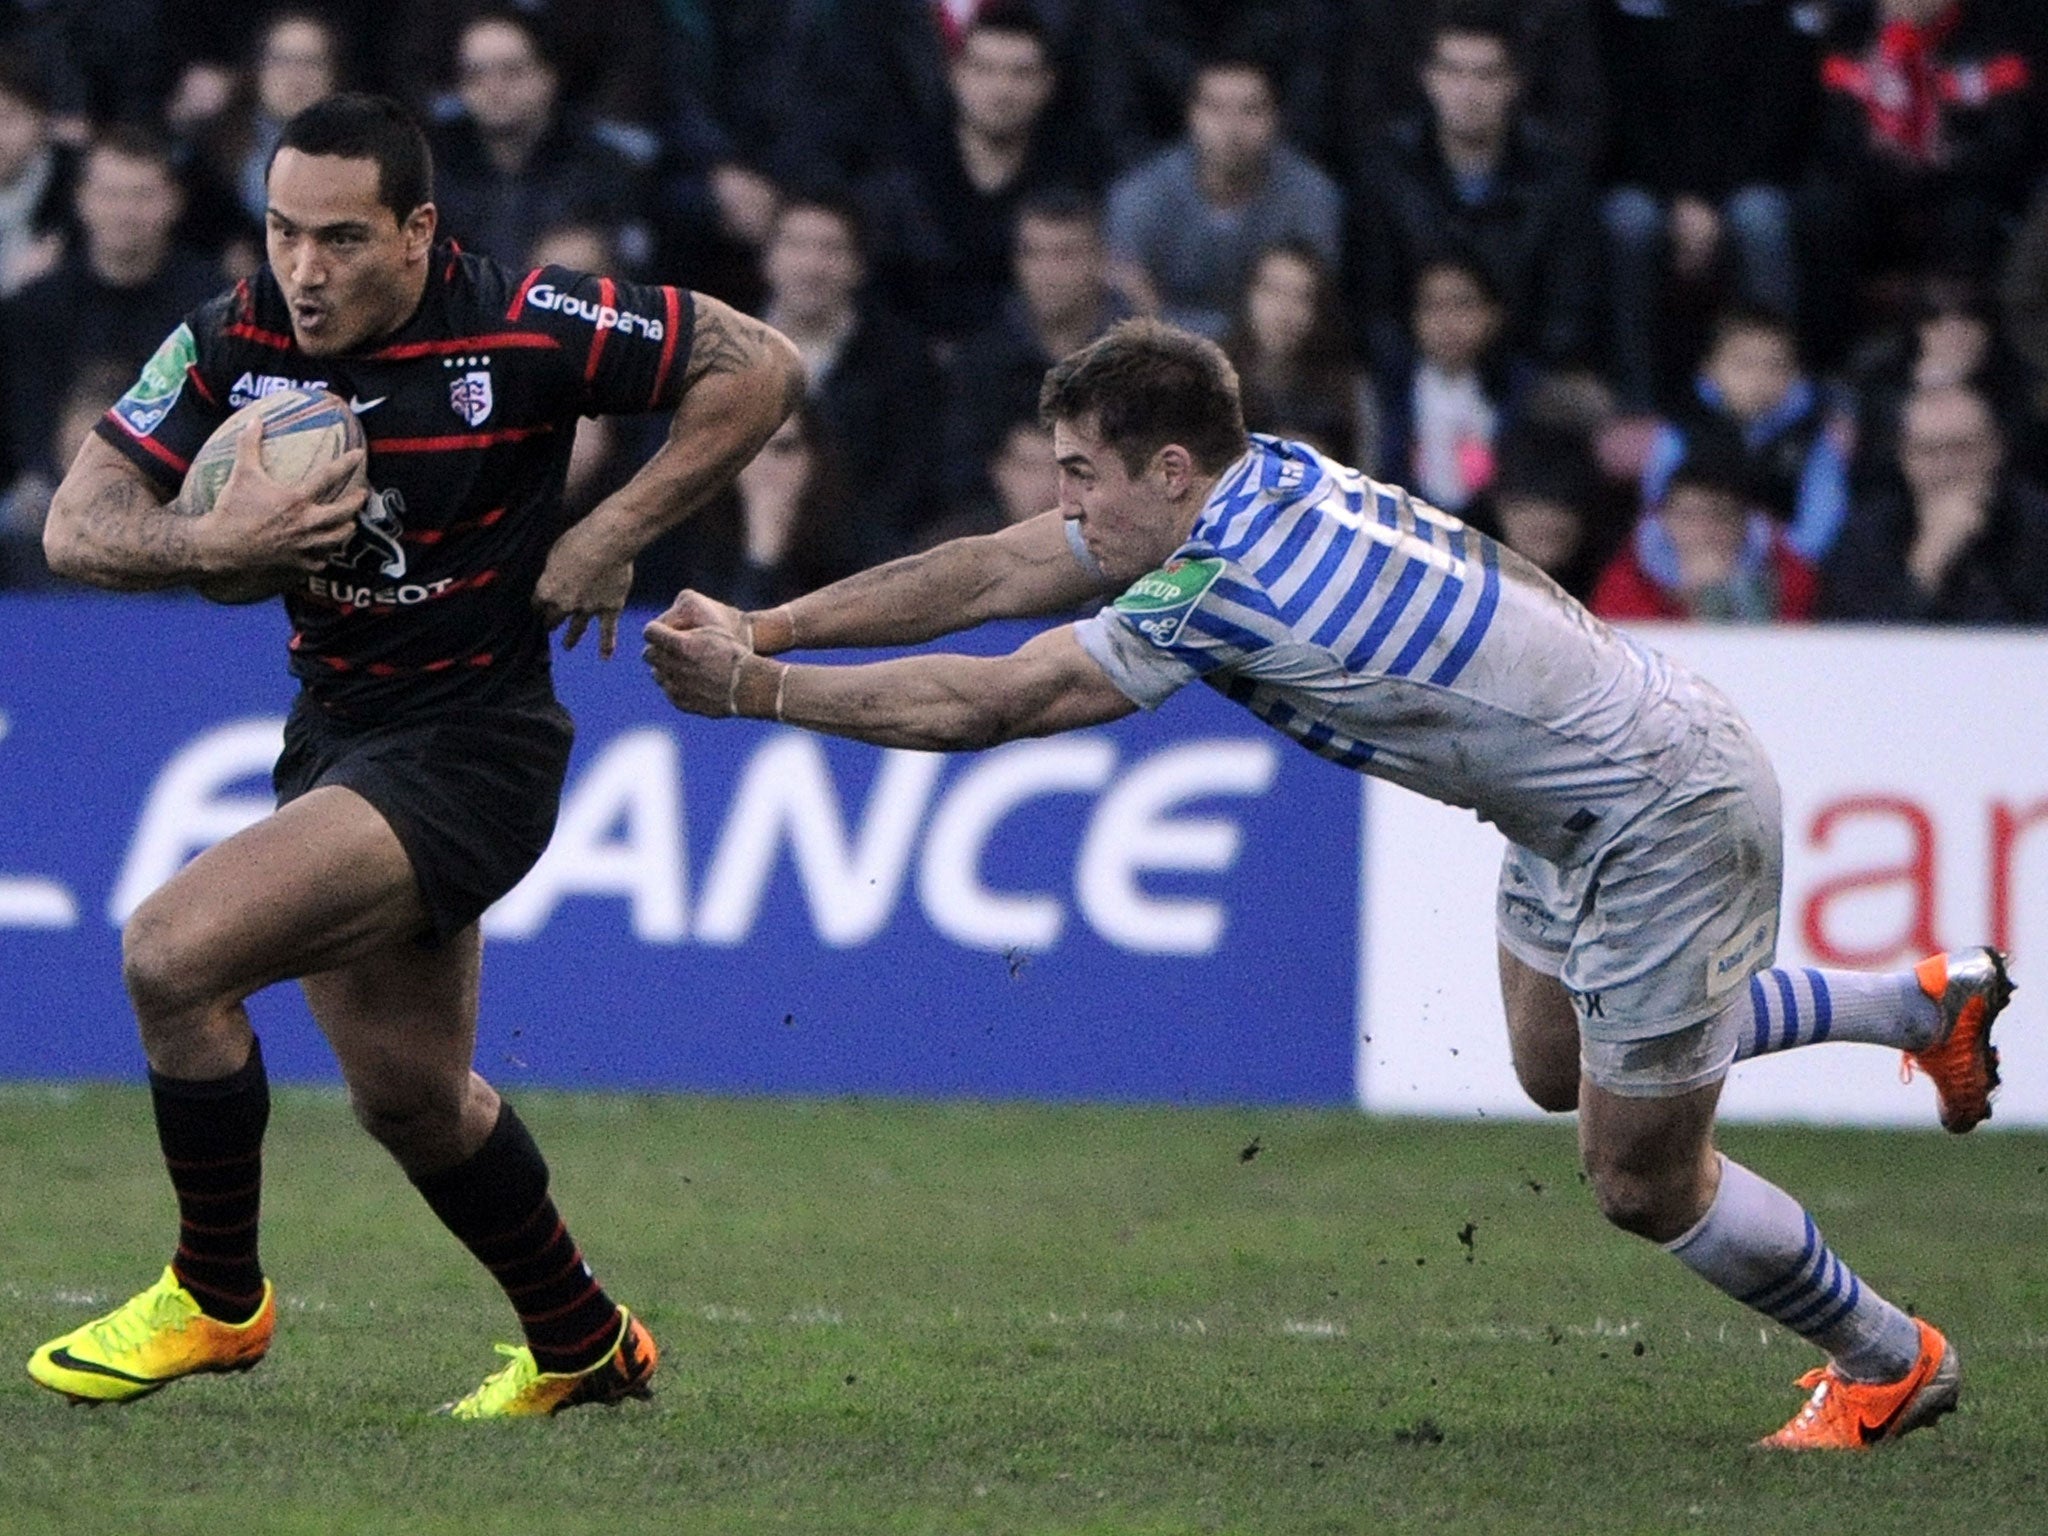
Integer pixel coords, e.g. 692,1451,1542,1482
2,1085,2045,1535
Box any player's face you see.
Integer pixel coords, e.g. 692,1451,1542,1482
267,148,435,356
1052,414,1199,584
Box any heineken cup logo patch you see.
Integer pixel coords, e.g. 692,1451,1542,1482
1114,556,1224,647
112,324,198,438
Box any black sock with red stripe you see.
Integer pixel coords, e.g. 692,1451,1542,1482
150,1036,270,1324
409,1100,622,1374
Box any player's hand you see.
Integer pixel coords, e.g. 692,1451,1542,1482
199,415,367,574
650,588,750,646
535,518,633,658
642,616,749,716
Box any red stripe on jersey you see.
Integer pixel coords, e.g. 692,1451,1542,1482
364,333,559,361
400,507,506,544
583,278,618,384
648,287,681,409
374,425,552,452
186,366,217,406
102,410,192,473
234,278,254,323
224,322,294,350
507,268,543,321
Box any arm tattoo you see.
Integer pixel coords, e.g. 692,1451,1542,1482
682,305,764,386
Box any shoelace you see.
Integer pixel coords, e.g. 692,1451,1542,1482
473,1344,539,1404
87,1284,189,1352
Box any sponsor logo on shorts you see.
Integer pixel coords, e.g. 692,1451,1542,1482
228,372,328,409
1568,988,1606,1020
1114,557,1225,648
525,282,665,340
1707,915,1778,997
112,324,198,437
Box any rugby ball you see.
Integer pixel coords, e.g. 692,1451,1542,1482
176,387,367,603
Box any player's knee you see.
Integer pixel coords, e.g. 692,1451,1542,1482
120,897,221,1022
347,1079,467,1162
1581,1148,1704,1242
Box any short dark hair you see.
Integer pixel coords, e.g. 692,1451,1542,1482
86,123,180,183
1039,319,1247,476
271,92,433,222
1429,0,1519,60
0,52,52,114
773,186,869,260
1664,419,1759,507
965,1,1052,55
1707,301,1797,355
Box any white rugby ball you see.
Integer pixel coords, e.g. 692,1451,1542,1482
177,387,366,604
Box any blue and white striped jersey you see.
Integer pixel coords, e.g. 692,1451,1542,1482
1073,435,1721,866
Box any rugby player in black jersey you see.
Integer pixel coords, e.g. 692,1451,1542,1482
29,94,803,1417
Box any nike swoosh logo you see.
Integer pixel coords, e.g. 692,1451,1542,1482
45,1347,158,1384
348,396,388,413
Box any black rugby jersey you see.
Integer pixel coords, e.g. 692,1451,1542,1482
95,243,696,712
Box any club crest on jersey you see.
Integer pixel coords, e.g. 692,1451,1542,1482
448,369,493,427
1113,556,1225,648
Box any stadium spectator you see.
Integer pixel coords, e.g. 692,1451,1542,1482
1819,381,2048,623
375,0,675,133
1993,174,2048,482
1799,0,2044,369
1373,255,1536,513
758,191,946,571
857,5,1105,344
774,0,1086,192
425,8,655,274
28,92,803,1418
1319,0,1605,178
1641,305,1851,565
648,317,2006,1452
642,401,861,613
1105,55,1341,341
1597,0,1820,413
1080,1,1329,174
0,54,73,299
1594,425,1820,623
0,357,129,590
1843,271,2036,490
167,9,348,278
1221,239,1377,468
657,0,809,177
1342,2,1599,377
942,189,1131,514
1463,421,1613,603
0,129,217,485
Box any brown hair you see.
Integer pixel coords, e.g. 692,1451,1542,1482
1038,318,1247,476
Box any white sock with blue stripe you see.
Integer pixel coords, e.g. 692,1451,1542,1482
1665,1155,1921,1382
1730,967,1940,1058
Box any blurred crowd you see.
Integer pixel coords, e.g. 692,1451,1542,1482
3,0,2048,625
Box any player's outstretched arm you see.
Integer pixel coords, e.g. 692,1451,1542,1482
537,293,804,657
44,425,364,592
643,619,1135,751
652,510,1117,656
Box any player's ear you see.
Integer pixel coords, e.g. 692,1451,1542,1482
403,202,438,259
1152,443,1196,497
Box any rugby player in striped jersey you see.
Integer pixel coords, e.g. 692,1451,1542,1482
646,318,2011,1450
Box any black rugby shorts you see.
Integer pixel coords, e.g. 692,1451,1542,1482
272,686,575,944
